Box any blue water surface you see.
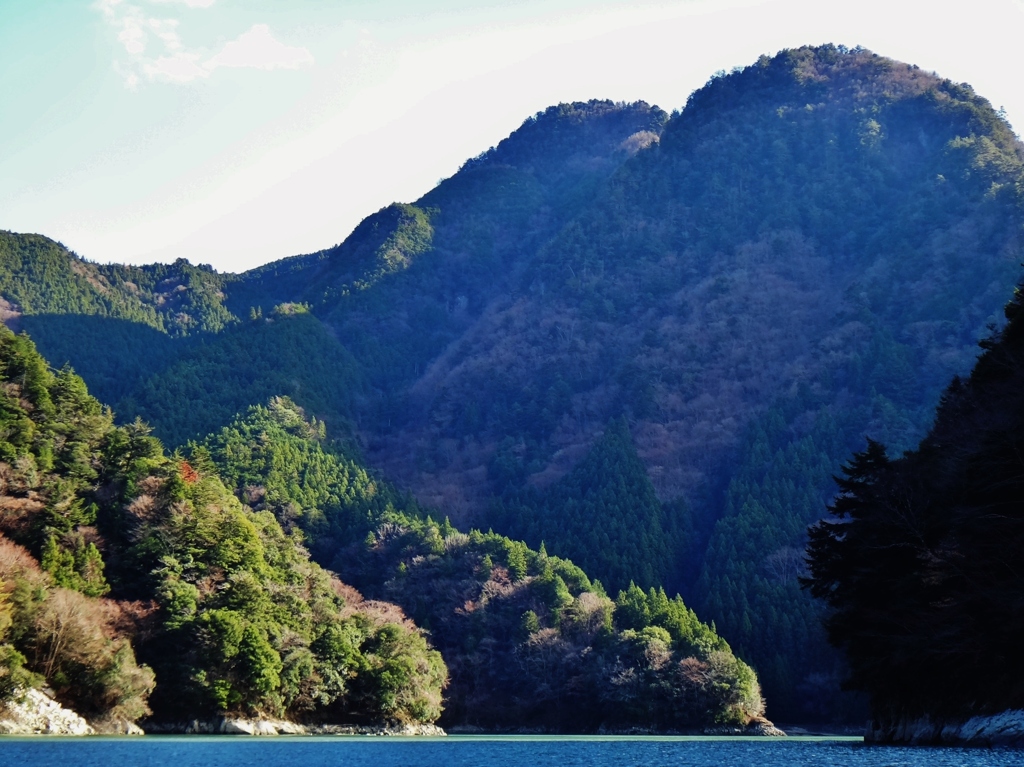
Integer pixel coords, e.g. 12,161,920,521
1,735,1021,767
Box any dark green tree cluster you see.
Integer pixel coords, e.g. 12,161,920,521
117,308,364,448
332,516,762,731
804,284,1024,728
492,418,683,593
695,400,854,719
109,445,445,724
0,232,239,409
0,330,115,597
0,329,154,722
197,397,422,559
0,233,236,337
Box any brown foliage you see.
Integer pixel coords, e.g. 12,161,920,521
0,533,154,722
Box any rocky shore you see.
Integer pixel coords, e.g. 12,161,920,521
0,689,95,736
142,718,447,736
0,686,787,739
866,711,1024,746
449,716,786,737
0,686,446,737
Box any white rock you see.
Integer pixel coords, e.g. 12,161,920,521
217,717,309,735
0,688,95,736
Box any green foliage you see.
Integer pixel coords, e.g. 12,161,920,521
615,583,725,659
40,533,109,597
0,233,237,407
0,535,154,721
196,397,420,559
118,311,364,448
0,233,237,336
0,581,37,701
492,417,681,593
6,48,1022,726
0,326,446,725
116,431,445,723
199,401,761,729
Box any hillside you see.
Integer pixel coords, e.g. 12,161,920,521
0,327,763,731
196,397,765,730
2,46,1023,720
0,327,446,727
0,232,239,407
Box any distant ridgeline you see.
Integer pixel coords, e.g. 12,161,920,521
3,45,1024,720
0,330,763,730
804,283,1024,730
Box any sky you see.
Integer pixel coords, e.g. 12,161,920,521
3,0,1024,273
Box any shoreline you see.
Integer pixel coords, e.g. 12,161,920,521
141,719,447,737
867,710,1024,747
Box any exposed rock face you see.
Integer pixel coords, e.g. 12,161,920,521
143,717,447,736
867,711,1024,746
92,718,145,735
743,717,787,737
306,723,447,737
0,689,95,736
702,716,786,737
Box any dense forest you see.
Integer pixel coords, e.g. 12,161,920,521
0,328,445,728
491,417,685,593
0,330,762,730
804,282,1024,731
199,398,764,730
2,45,1023,720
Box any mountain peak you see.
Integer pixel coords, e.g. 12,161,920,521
460,99,669,177
664,44,1017,156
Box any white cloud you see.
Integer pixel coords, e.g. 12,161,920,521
94,0,124,19
117,13,147,55
98,2,180,60
145,52,208,83
96,1,313,86
205,24,314,72
151,18,183,52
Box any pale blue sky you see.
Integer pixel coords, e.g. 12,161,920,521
3,0,1024,272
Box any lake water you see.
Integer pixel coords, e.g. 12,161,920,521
1,735,1022,767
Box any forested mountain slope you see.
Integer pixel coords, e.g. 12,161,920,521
4,100,666,451
349,46,1024,718
0,327,446,727
805,283,1024,733
0,232,238,406
275,46,1020,718
0,326,764,731
2,46,1023,720
196,397,765,730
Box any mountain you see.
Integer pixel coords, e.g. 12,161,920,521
3,46,1023,720
804,281,1024,736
